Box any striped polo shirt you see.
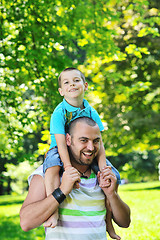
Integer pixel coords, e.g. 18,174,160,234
45,171,107,240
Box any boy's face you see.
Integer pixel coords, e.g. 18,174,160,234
58,70,88,102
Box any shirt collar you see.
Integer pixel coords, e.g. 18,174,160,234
63,98,89,112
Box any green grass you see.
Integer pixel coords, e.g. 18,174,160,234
0,181,159,240
0,195,45,240
108,181,160,240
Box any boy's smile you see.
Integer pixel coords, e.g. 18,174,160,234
69,88,78,92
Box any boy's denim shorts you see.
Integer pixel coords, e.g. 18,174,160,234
43,147,63,173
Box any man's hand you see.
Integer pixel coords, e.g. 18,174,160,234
98,166,117,196
60,167,81,195
98,166,131,228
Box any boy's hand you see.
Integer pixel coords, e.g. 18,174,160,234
60,167,81,195
98,172,111,188
98,166,113,188
99,166,117,197
73,181,80,189
64,165,80,189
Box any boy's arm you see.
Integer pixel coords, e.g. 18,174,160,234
55,134,72,168
96,137,107,171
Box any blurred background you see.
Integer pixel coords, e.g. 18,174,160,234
0,0,160,239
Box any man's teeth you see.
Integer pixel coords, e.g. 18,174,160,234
83,152,92,156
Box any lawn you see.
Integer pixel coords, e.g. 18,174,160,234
108,181,160,240
0,181,159,240
0,195,45,240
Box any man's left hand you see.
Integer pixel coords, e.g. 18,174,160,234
98,166,117,196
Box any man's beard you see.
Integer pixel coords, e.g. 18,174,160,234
68,146,95,166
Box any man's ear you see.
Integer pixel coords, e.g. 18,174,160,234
66,133,71,146
58,88,64,96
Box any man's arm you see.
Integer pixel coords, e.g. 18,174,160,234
20,175,59,231
99,167,131,228
20,167,80,231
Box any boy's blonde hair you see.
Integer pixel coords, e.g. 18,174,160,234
58,68,86,87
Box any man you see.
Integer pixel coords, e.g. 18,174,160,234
20,117,130,240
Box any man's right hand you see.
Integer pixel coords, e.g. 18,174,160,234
60,167,81,195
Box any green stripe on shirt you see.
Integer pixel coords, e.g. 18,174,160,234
88,172,96,179
59,208,106,216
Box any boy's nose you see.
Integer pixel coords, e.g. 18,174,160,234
70,81,75,86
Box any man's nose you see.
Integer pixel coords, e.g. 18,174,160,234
87,141,94,151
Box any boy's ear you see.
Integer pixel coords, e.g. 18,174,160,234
58,88,64,96
66,133,71,146
84,82,88,91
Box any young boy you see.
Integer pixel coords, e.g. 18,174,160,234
43,68,120,240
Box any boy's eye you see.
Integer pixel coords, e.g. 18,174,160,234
75,79,80,82
64,81,68,85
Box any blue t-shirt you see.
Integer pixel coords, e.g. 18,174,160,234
50,99,104,148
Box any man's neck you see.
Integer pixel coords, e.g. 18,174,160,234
71,162,91,178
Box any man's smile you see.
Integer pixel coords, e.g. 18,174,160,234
82,151,94,158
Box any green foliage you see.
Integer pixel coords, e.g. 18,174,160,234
2,161,42,194
120,162,158,183
81,0,160,156
109,150,159,182
0,0,159,193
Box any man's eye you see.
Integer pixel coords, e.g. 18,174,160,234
80,139,87,143
94,139,100,143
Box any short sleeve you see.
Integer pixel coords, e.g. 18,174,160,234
28,165,44,185
50,109,66,135
90,108,104,132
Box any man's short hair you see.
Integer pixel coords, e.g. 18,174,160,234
68,117,97,135
58,68,86,87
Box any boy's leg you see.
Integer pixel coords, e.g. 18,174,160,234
45,166,61,196
43,165,61,228
106,198,121,240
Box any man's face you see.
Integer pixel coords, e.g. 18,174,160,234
66,121,101,166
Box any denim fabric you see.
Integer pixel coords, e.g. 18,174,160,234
106,159,121,185
43,147,63,173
